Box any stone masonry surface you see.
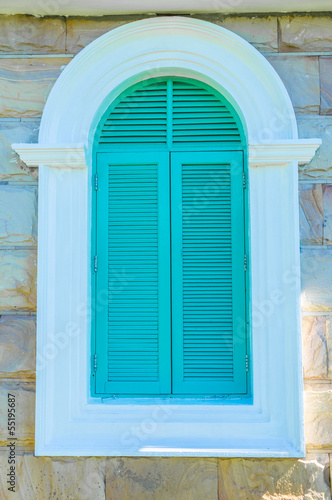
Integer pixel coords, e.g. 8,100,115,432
0,13,331,499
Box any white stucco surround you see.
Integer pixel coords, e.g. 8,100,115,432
13,17,320,457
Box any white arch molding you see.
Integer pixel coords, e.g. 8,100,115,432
13,17,320,457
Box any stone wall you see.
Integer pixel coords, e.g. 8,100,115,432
0,13,331,499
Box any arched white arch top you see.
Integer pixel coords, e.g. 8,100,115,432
39,16,298,147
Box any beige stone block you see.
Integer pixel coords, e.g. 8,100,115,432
268,55,320,114
320,57,332,115
0,250,37,312
0,120,39,182
323,185,332,244
301,247,332,312
302,316,328,379
298,116,332,181
0,381,34,453
0,186,37,246
327,318,332,379
299,183,324,245
66,16,147,54
305,450,330,465
0,316,35,379
0,119,39,144
305,389,332,449
304,381,332,393
196,14,278,52
279,15,332,52
0,58,70,118
218,454,330,499
105,457,218,500
0,15,66,54
0,456,106,499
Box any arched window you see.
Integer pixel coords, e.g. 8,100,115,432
12,17,321,457
92,77,249,396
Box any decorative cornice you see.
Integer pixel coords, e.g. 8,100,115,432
12,140,321,169
248,140,322,166
12,144,87,169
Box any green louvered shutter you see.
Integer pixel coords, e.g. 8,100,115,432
94,77,247,397
172,80,242,146
98,78,242,148
171,152,247,394
99,81,168,146
95,152,171,394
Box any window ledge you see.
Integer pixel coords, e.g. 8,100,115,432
13,140,321,170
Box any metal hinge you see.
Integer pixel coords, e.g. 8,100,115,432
94,174,98,191
243,172,246,189
244,254,247,271
94,354,98,372
246,354,249,372
94,255,98,272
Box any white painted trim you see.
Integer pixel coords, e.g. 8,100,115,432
249,140,322,166
37,17,299,145
12,144,86,169
1,0,331,16
12,17,321,458
13,141,320,169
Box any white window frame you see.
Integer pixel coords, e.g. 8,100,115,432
13,17,320,457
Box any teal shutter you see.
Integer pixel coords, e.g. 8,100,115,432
172,80,242,145
95,152,171,394
99,81,168,146
98,78,243,149
171,152,247,394
93,77,248,397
